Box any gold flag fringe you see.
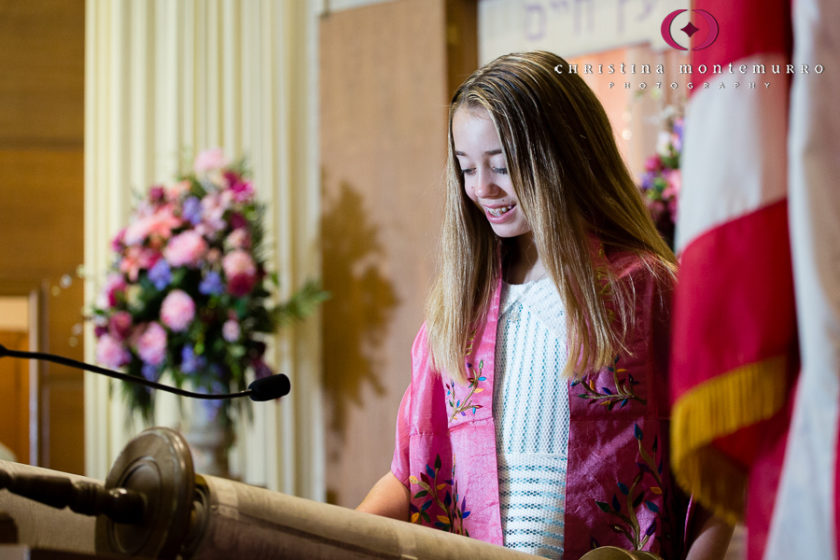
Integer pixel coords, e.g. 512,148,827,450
671,355,789,525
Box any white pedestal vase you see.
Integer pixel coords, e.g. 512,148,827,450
183,399,234,478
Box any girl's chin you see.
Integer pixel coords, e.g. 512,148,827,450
488,223,532,239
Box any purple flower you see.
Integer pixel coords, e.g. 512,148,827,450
196,380,227,418
141,363,161,382
148,259,171,290
673,118,684,142
199,271,224,296
182,196,203,225
180,345,206,374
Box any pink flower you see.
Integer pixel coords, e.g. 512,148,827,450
662,168,682,199
222,250,257,297
647,199,666,222
222,319,240,342
225,172,254,203
668,196,679,221
119,246,159,282
98,273,126,309
229,212,248,230
123,205,182,246
108,311,134,341
149,185,166,204
167,180,191,201
225,228,251,250
111,228,127,251
160,290,195,332
96,334,131,368
164,230,208,267
199,191,232,234
194,148,229,174
135,322,167,366
644,154,663,173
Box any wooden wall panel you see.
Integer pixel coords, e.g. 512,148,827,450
0,331,30,462
0,150,84,275
0,0,85,474
320,0,477,508
0,0,84,147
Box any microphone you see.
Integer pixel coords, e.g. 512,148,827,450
0,344,291,401
247,373,291,401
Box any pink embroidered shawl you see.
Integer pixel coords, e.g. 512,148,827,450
390,250,687,559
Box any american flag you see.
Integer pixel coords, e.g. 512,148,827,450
669,0,840,557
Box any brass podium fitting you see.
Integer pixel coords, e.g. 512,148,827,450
95,427,199,559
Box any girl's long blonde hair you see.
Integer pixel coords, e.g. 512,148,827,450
426,51,676,383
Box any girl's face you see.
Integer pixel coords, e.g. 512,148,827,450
452,106,532,240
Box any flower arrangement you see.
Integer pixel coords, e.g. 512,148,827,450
91,148,326,425
639,109,683,250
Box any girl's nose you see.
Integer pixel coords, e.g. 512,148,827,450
474,168,498,198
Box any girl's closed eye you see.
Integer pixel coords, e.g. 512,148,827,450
492,167,508,175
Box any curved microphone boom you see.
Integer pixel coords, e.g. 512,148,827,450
0,344,290,401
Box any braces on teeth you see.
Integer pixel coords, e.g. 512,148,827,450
488,206,512,217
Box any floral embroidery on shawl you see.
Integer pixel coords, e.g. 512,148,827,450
445,359,487,421
409,454,471,535
572,355,646,410
591,424,664,551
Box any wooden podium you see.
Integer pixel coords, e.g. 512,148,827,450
0,428,535,560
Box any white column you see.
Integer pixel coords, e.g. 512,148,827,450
84,0,323,500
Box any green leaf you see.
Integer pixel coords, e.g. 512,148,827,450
274,280,330,328
595,501,611,513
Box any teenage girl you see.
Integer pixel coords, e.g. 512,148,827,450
358,51,732,560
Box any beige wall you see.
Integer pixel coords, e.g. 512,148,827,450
0,0,85,474
320,0,477,507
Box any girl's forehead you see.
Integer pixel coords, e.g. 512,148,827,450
453,104,491,122
452,108,503,149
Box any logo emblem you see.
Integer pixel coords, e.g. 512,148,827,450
661,9,720,51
